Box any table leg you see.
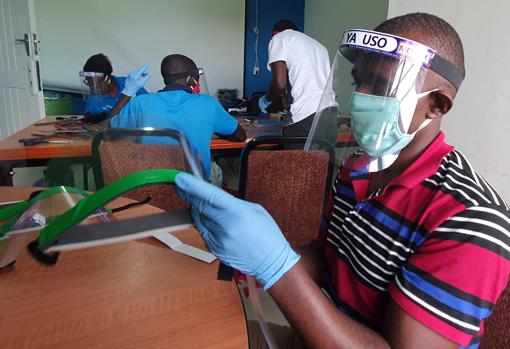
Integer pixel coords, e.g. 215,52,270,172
82,162,90,191
0,163,14,186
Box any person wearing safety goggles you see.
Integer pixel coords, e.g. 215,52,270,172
258,19,331,137
79,53,149,118
109,54,246,181
174,13,510,349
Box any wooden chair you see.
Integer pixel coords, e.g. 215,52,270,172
238,136,333,247
479,280,510,348
92,128,199,211
236,136,333,349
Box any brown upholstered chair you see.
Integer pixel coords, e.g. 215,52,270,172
479,280,510,348
236,137,333,349
92,128,199,211
238,136,333,248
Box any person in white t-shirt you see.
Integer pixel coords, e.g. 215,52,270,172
258,19,331,137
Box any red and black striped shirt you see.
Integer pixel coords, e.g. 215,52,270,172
321,132,510,348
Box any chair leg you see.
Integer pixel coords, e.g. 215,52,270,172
82,162,89,191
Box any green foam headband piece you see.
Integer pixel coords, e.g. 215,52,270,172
0,186,89,236
38,169,182,249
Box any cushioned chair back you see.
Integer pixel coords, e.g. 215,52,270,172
98,140,188,211
479,280,510,348
243,149,330,247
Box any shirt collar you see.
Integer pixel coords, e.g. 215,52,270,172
350,132,454,190
391,132,453,188
160,83,191,93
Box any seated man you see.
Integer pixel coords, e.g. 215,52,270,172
81,53,149,117
109,54,246,181
174,13,510,348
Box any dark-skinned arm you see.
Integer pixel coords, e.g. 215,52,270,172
269,261,458,349
266,60,288,113
99,94,133,129
107,94,132,118
297,241,326,284
218,124,247,142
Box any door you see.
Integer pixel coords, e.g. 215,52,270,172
0,0,44,139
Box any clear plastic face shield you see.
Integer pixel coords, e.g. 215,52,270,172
79,71,112,111
79,71,110,95
96,127,207,182
0,188,112,268
306,29,463,172
163,67,209,95
0,129,206,268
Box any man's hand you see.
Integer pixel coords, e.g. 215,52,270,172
122,64,150,97
258,95,271,113
175,173,460,348
222,124,247,142
175,173,300,289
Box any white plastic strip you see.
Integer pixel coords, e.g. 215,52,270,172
247,276,278,349
153,232,216,263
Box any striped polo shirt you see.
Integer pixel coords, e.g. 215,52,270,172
321,132,510,348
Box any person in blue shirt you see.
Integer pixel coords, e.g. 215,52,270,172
109,54,246,179
81,53,149,117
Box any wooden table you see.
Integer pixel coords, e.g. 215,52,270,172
0,116,281,185
0,117,273,162
0,187,248,349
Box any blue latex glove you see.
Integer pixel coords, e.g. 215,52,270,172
122,64,150,97
258,94,271,113
175,173,300,290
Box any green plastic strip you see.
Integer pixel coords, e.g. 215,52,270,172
0,201,30,223
0,186,89,235
38,169,182,249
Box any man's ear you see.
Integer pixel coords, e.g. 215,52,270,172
427,90,453,119
186,76,193,87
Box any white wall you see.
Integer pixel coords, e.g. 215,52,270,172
35,0,245,97
388,0,510,200
304,0,389,61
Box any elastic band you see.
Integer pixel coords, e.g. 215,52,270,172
163,68,201,84
430,53,464,91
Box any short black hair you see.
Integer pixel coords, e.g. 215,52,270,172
273,19,298,32
160,54,198,84
375,13,465,78
83,53,113,76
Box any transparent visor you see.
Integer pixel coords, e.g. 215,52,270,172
163,67,209,95
194,68,209,95
0,129,205,268
96,127,207,182
0,188,111,268
79,71,109,96
306,29,436,172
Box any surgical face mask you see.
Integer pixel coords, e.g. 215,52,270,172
349,90,434,158
189,77,200,94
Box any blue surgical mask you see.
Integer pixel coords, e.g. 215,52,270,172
349,91,432,158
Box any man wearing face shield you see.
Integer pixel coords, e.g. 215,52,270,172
173,13,510,348
80,53,149,118
109,54,246,182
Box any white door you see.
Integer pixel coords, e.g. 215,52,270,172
0,0,44,139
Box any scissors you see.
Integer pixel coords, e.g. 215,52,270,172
34,116,82,126
19,137,74,146
56,116,79,121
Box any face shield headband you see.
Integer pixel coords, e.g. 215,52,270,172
340,29,463,91
79,71,106,84
163,68,204,85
